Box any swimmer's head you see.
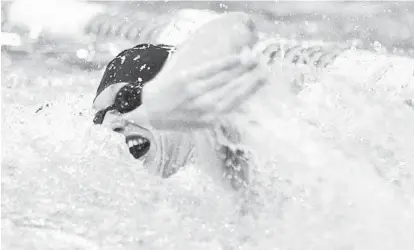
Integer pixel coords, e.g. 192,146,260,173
92,81,156,162
92,80,192,178
92,44,174,162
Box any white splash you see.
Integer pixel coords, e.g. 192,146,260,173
2,5,414,250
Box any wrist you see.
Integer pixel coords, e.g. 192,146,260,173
141,82,166,130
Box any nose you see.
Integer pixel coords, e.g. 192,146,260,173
101,110,128,134
112,126,124,133
101,110,153,140
109,119,128,134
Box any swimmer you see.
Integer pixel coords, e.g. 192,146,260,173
92,13,270,190
91,10,359,190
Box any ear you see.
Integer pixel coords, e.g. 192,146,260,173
92,82,128,111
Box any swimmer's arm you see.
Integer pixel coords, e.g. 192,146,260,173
122,52,270,131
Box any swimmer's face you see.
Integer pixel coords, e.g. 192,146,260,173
92,81,158,162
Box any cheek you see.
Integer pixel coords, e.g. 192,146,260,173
141,131,163,171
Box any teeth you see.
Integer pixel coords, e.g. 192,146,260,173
127,137,148,149
126,136,150,159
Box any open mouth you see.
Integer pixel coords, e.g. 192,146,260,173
125,135,151,159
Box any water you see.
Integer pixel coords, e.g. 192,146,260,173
2,3,414,250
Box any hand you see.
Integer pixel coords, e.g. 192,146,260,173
123,51,270,131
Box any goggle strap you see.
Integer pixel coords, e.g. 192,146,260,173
93,104,116,125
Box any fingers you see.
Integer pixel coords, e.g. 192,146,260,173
186,59,259,107
177,54,242,81
180,64,268,128
177,60,268,124
218,77,266,114
144,54,243,99
206,63,269,113
134,50,268,132
178,49,257,84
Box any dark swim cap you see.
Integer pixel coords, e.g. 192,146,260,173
93,43,174,124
